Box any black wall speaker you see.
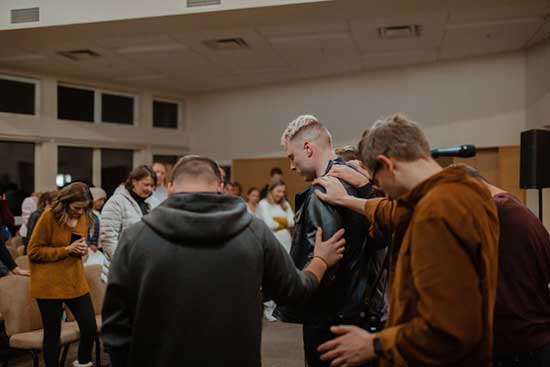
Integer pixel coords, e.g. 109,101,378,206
520,129,550,189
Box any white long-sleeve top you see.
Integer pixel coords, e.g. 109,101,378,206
256,199,294,253
19,196,37,237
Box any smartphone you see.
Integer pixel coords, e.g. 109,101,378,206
70,232,82,244
70,232,84,257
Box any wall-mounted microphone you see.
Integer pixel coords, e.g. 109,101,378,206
431,144,476,158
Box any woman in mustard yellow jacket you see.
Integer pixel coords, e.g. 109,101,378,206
28,182,97,367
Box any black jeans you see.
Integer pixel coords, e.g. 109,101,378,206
36,293,97,367
495,344,550,367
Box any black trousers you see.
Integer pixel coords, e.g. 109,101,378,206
36,293,97,367
303,324,334,367
495,344,550,367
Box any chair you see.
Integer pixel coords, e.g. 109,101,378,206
0,275,81,367
65,264,105,366
14,256,29,271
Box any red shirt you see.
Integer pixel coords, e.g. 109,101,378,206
493,193,550,355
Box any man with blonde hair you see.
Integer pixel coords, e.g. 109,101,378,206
314,114,499,367
276,115,386,367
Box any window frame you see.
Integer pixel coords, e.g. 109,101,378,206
56,82,96,123
0,74,40,116
152,97,183,130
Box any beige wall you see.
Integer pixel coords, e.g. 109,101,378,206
189,52,526,160
189,50,550,230
525,39,550,229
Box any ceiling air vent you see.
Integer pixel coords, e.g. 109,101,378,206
378,24,422,39
57,49,101,61
187,0,221,7
203,38,249,51
11,7,40,24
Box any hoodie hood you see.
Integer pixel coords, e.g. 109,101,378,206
142,192,253,244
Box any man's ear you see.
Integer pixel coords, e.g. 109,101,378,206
377,155,394,172
304,141,314,158
218,182,225,193
167,182,175,196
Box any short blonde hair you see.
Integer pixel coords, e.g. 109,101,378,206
360,114,431,172
280,115,332,146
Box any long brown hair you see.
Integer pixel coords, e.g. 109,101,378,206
50,182,94,230
266,180,288,211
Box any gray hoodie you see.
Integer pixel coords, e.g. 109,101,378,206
101,192,319,367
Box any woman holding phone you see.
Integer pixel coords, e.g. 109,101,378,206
27,182,97,367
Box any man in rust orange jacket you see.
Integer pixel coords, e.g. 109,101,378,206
314,114,499,367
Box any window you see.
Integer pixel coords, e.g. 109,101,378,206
57,147,93,188
153,155,180,166
101,93,134,125
101,149,133,196
0,141,35,216
57,85,94,122
153,100,178,129
0,77,36,115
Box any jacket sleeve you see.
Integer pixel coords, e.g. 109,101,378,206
27,211,68,262
100,197,124,263
377,216,483,366
364,198,395,241
259,221,319,305
101,229,134,367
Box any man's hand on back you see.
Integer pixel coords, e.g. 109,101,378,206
314,177,351,206
326,165,369,189
313,227,345,268
318,325,377,366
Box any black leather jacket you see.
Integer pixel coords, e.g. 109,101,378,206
274,158,387,326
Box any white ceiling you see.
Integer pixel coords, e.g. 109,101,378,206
0,0,549,96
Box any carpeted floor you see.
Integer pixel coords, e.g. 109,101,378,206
3,321,304,366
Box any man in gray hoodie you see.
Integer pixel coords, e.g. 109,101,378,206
101,155,346,367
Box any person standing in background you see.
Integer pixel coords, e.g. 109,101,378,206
88,187,106,252
24,191,57,254
19,192,39,241
231,182,243,197
260,167,284,199
0,191,15,241
149,162,168,208
246,187,261,216
257,180,295,321
100,166,156,282
257,181,294,253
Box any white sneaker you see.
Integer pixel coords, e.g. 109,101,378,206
72,361,93,367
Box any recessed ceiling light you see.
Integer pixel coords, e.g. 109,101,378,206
203,38,249,50
378,25,422,39
57,49,100,61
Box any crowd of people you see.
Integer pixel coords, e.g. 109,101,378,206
0,113,549,367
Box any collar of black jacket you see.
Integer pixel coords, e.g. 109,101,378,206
142,192,253,244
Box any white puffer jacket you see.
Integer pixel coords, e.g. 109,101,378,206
100,186,150,282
